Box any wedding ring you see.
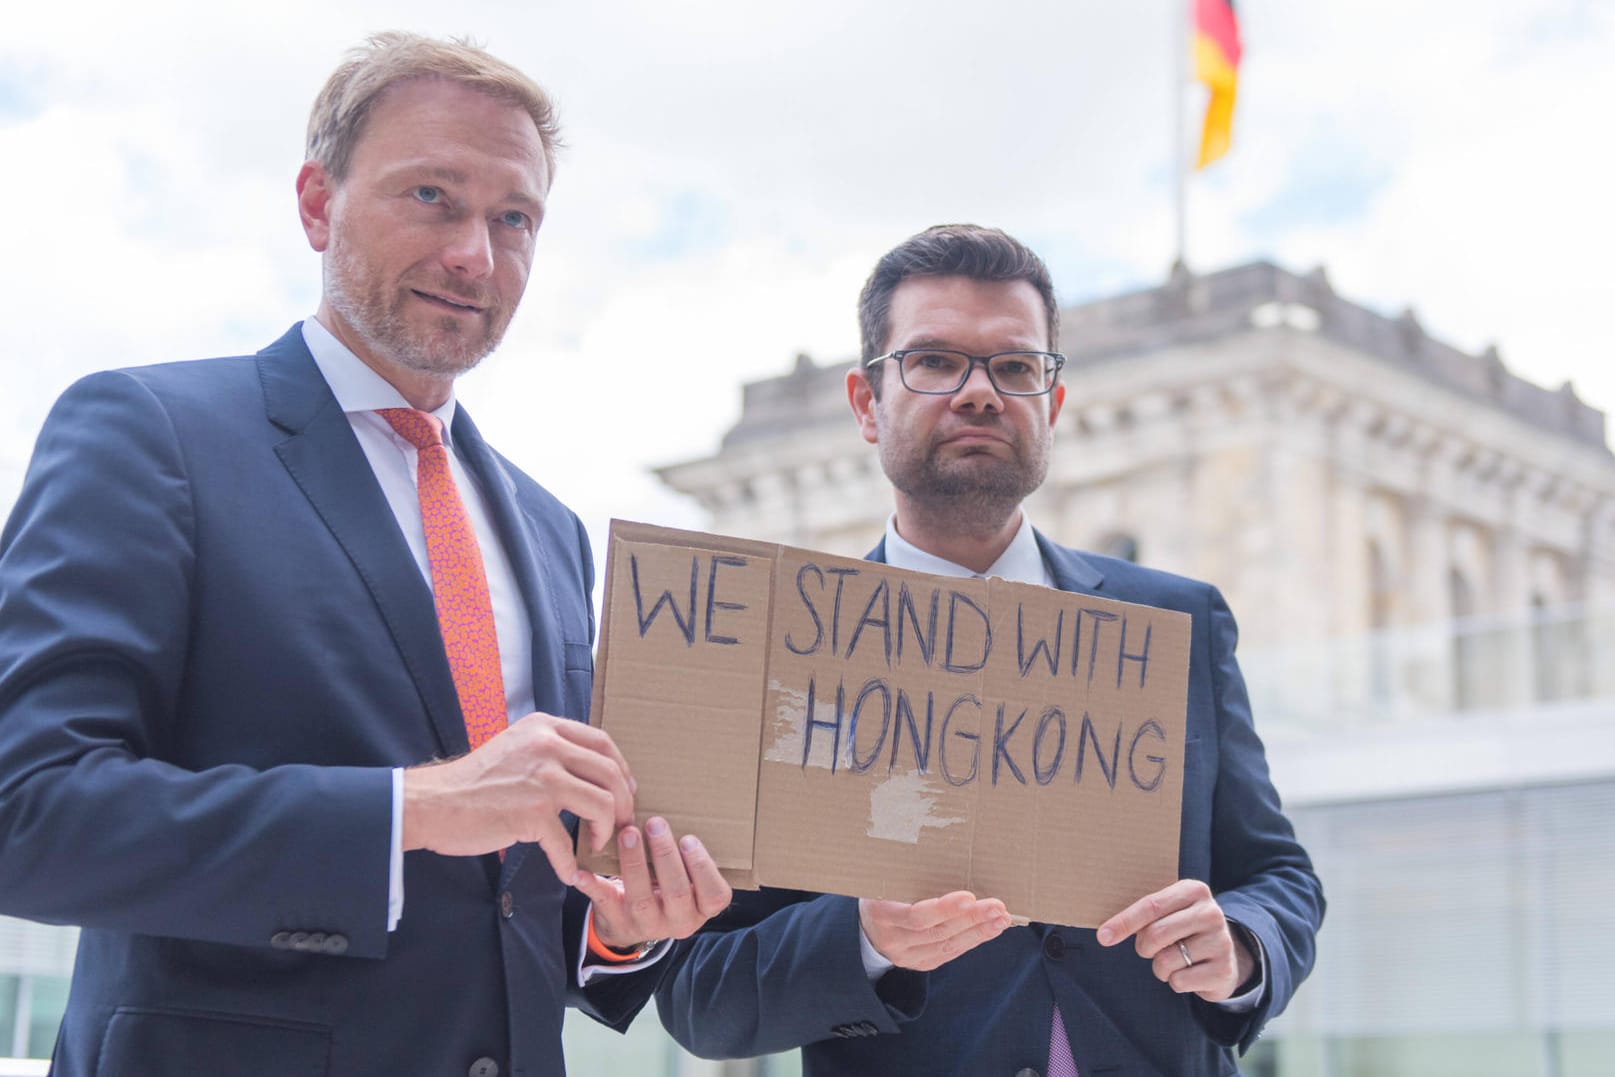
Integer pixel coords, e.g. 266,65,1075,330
1178,941,1194,969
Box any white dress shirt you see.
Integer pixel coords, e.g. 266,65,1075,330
303,318,537,934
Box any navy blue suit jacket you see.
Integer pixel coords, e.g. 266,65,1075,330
0,326,655,1076
657,534,1323,1076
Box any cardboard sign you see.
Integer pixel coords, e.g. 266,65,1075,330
583,520,1191,927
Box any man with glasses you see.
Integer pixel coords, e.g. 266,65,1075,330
657,224,1323,1075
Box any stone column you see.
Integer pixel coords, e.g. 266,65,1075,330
1493,467,1535,710
1403,489,1454,716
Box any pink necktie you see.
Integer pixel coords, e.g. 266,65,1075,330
1048,1004,1078,1077
378,409,508,752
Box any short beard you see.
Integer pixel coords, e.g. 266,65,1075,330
324,240,507,379
880,441,1047,539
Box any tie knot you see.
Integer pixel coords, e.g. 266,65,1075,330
378,408,444,451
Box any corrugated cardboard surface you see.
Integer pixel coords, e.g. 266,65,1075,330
584,521,1190,927
582,522,774,885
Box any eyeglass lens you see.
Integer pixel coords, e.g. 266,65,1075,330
900,351,1055,394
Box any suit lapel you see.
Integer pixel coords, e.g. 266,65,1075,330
449,408,565,719
451,407,566,886
259,325,468,760
1033,530,1106,595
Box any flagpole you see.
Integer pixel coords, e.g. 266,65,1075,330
1172,0,1188,272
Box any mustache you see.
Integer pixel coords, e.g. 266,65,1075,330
412,278,500,310
937,414,1012,438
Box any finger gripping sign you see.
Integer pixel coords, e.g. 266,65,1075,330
582,521,1190,928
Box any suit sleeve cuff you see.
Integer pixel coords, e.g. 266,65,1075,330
1213,919,1267,1013
387,767,404,932
858,917,896,981
575,903,672,986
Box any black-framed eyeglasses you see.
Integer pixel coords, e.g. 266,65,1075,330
865,349,1066,396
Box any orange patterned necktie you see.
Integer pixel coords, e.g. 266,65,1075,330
378,408,508,752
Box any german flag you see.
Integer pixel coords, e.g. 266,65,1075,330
1193,0,1242,168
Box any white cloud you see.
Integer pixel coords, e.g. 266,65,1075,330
1200,0,1615,414
2,0,1611,521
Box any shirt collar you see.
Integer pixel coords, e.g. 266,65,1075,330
301,317,459,445
882,513,1054,588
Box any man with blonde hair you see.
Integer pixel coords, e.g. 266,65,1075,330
0,33,727,1076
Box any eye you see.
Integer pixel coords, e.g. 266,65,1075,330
498,209,533,230
912,351,960,371
413,186,443,204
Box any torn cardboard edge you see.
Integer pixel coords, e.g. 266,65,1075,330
582,519,1191,928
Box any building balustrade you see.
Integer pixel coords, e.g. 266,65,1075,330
1242,601,1613,739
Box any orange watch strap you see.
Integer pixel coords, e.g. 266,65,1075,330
587,915,647,963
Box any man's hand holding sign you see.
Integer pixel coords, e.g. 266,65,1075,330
576,816,733,951
857,891,1012,972
402,708,732,954
1100,878,1260,1003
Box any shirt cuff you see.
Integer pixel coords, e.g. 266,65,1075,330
387,767,404,932
858,918,896,981
575,903,672,987
1214,921,1267,1012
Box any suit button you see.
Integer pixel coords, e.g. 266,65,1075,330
270,932,291,950
1015,1069,1041,1077
468,1058,499,1077
499,891,515,919
856,1020,878,1036
287,931,310,951
831,1024,854,1038
322,934,349,955
1043,933,1066,960
305,932,327,951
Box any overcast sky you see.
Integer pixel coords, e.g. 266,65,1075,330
4,0,1612,571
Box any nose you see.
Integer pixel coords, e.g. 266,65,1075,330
951,359,1003,412
441,216,495,280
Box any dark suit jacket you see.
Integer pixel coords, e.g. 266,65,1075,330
656,534,1323,1076
0,325,656,1076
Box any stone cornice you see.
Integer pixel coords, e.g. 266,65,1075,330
699,261,1612,459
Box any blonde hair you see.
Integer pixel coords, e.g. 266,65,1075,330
306,32,561,182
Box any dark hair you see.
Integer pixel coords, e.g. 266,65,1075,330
857,224,1059,396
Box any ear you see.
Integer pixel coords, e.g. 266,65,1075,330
847,367,881,446
1046,380,1066,427
296,160,336,253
